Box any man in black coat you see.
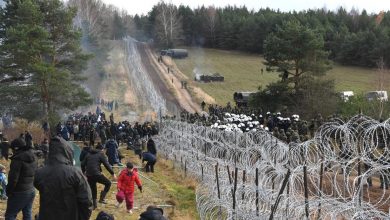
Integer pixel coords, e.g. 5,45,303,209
34,136,93,220
79,142,91,163
81,144,116,209
5,138,37,220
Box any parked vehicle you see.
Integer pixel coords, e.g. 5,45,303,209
366,91,388,101
340,91,354,102
160,49,188,58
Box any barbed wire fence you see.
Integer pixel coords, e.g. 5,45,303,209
154,115,390,219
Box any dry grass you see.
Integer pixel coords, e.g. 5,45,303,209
2,118,45,145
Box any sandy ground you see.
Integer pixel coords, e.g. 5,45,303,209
137,43,202,114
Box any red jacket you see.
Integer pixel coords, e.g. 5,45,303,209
117,168,142,193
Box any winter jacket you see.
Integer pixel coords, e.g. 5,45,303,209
81,149,114,176
34,136,93,220
147,139,157,155
79,146,91,162
142,152,156,163
6,149,37,195
117,169,141,193
105,139,119,165
139,207,167,220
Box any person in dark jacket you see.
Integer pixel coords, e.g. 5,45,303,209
0,138,10,160
142,152,157,173
139,206,167,220
133,135,142,159
81,144,116,209
24,131,33,148
5,138,37,220
79,142,91,163
146,138,157,155
34,136,93,220
89,127,96,147
105,137,121,166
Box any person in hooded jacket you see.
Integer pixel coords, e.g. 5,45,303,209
81,144,116,209
5,138,37,220
139,206,167,220
79,142,92,163
34,136,93,220
116,162,142,214
105,137,121,166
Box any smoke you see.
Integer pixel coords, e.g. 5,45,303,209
192,47,215,79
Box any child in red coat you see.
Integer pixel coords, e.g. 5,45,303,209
116,162,142,214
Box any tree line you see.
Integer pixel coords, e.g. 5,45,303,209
134,3,390,68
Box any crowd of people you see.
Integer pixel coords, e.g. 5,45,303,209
95,98,119,112
176,103,327,143
0,106,165,220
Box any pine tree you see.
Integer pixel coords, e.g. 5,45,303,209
0,0,92,124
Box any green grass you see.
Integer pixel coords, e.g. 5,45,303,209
175,47,387,105
326,65,389,94
175,47,279,105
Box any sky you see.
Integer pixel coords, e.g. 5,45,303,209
103,0,390,16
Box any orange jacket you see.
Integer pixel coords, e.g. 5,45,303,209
117,168,142,193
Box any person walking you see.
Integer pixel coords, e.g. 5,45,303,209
81,144,116,209
5,138,37,220
105,137,122,166
116,162,142,214
34,136,93,220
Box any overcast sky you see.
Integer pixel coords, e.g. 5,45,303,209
103,0,390,16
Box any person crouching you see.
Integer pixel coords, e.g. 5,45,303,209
116,162,142,214
142,152,156,173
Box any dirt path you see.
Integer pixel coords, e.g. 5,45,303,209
138,43,202,114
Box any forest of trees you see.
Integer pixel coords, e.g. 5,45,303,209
56,0,390,69
132,4,390,68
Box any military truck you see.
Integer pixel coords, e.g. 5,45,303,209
161,49,188,58
233,92,256,107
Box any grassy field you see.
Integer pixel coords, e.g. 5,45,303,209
175,47,389,105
